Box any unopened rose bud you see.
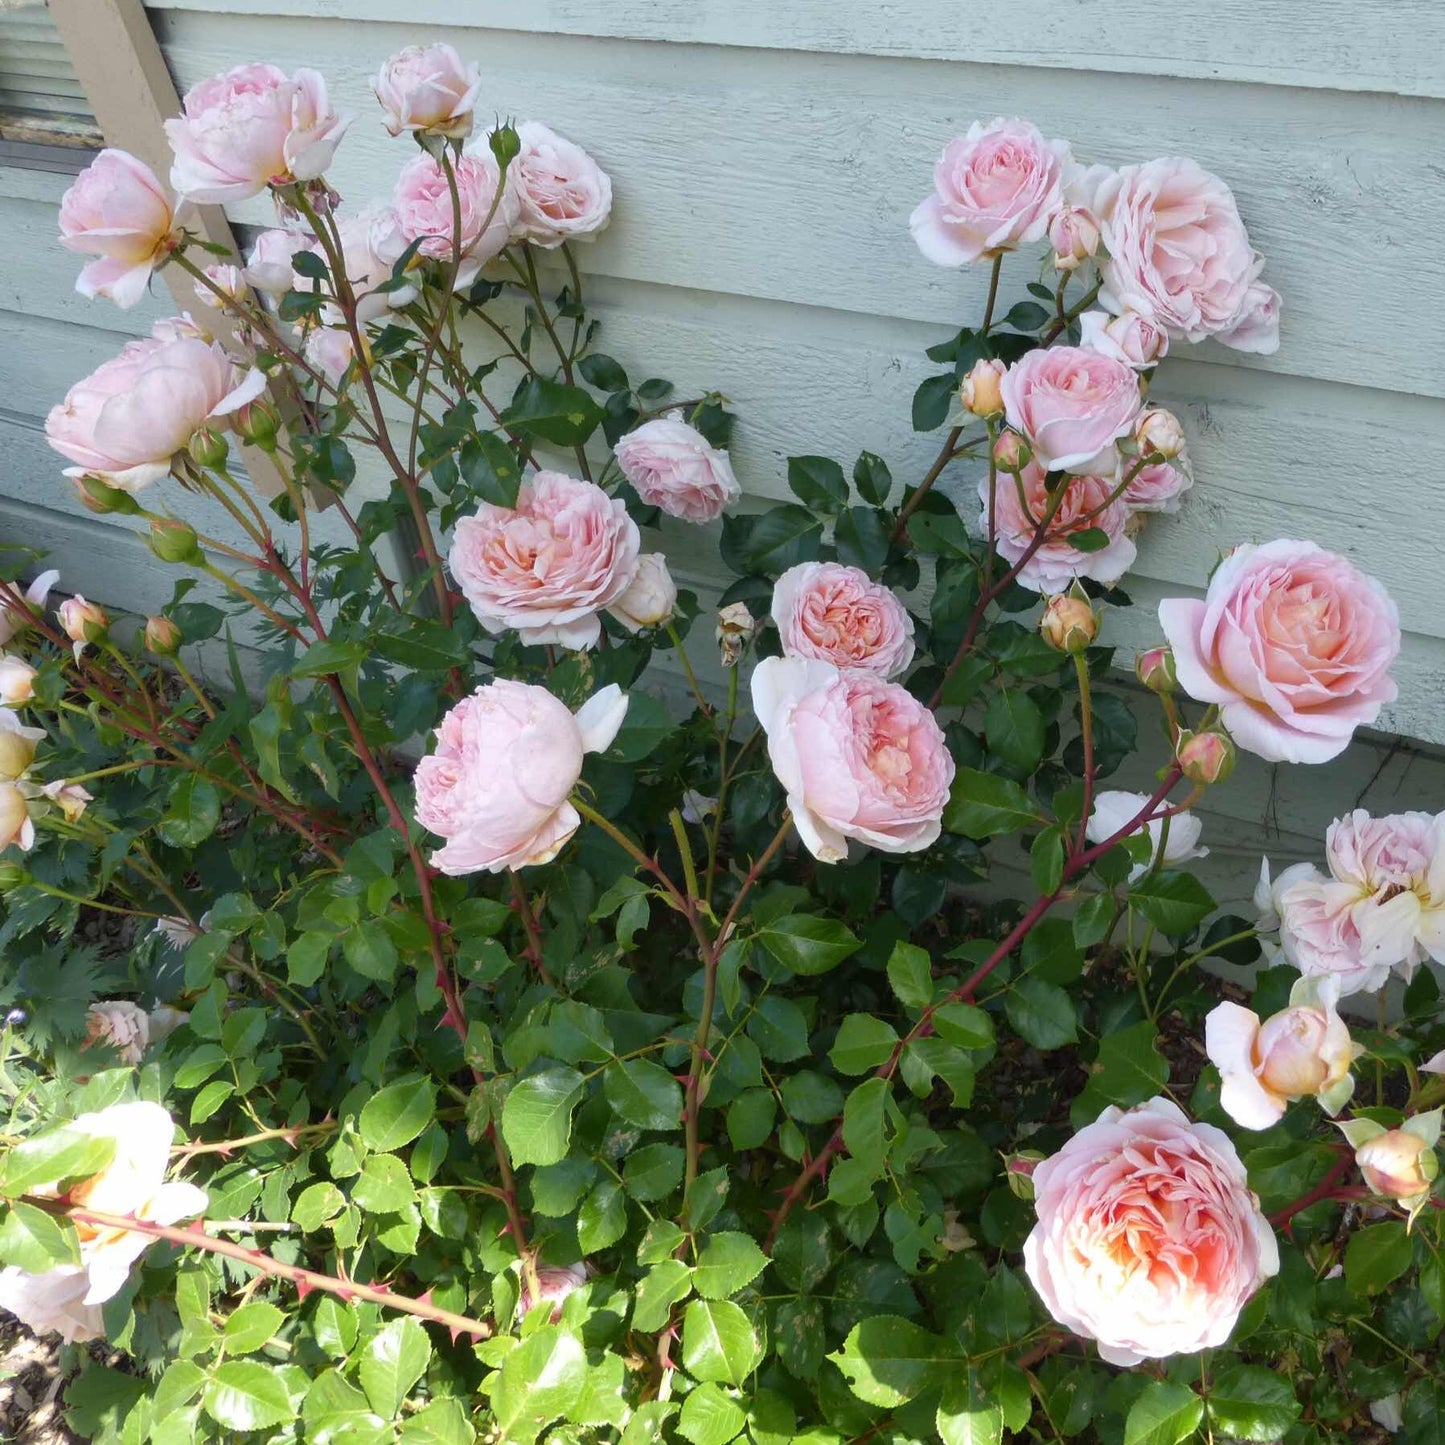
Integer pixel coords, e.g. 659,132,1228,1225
0,731,36,781
1040,590,1098,654
58,597,109,647
0,656,36,707
960,358,1006,418
1135,645,1177,694
188,428,230,471
148,517,203,566
144,616,182,656
1176,729,1235,785
609,555,677,633
1048,206,1101,271
992,429,1030,472
1133,407,1186,461
234,399,280,448
716,602,756,669
74,474,141,517
1005,1150,1044,1200
1356,1128,1438,1204
0,781,33,852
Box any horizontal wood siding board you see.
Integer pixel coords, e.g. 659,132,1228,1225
151,10,1445,401
143,0,1445,100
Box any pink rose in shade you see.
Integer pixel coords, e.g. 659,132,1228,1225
983,463,1136,594
244,226,307,296
303,327,360,385
373,44,481,140
516,1261,588,1322
193,263,245,311
613,418,740,524
1085,157,1280,353
999,346,1142,474
1205,974,1357,1131
58,150,176,309
508,122,613,249
1023,1097,1278,1366
1158,540,1400,765
750,656,954,863
414,681,627,876
771,562,915,679
84,1001,150,1066
297,211,416,326
1084,789,1206,882
165,64,350,203
45,332,265,491
1124,452,1193,515
449,472,641,650
909,117,1071,267
1078,309,1169,369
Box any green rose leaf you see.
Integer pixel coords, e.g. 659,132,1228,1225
1124,1380,1205,1445
830,1315,960,1408
359,1076,437,1153
681,1299,761,1386
756,915,862,976
943,769,1038,838
501,1068,586,1167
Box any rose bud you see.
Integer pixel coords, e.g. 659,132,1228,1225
1134,407,1186,461
960,357,1006,418
1040,588,1098,654
608,555,677,633
373,43,481,141
59,597,109,647
0,781,34,852
1005,1150,1044,1200
144,616,182,656
234,399,280,448
0,656,37,707
149,517,203,566
1347,1114,1441,1209
1049,205,1101,271
1135,645,1177,694
716,602,757,668
187,428,230,471
74,474,142,517
1176,728,1235,785
992,428,1031,472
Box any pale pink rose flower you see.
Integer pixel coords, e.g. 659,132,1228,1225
384,148,520,288
0,1102,207,1342
506,122,613,249
771,562,915,679
58,150,176,309
999,346,1142,474
608,554,676,633
373,44,481,140
1124,452,1194,515
40,780,92,824
297,210,415,325
1048,205,1100,270
165,64,350,203
515,1261,588,1322
1355,1127,1438,1204
910,118,1072,267
194,263,246,311
984,463,1136,594
1023,1097,1278,1366
1159,541,1399,765
149,314,210,344
750,656,954,863
84,1001,150,1065
1078,309,1169,369
0,655,37,707
1086,158,1280,353
449,472,640,650
0,571,59,648
0,711,42,782
303,327,358,385
0,780,34,852
613,417,740,524
244,227,307,296
58,597,108,652
1205,974,1356,1130
1273,864,1390,997
414,681,627,875
1084,789,1206,882
46,333,266,491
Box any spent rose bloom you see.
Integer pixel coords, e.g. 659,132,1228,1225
613,418,740,524
771,563,915,679
449,472,641,650
608,554,677,633
750,656,954,863
516,1261,588,1322
373,44,481,139
58,150,177,309
165,63,350,203
910,118,1071,267
46,332,265,491
984,463,1137,593
85,1001,150,1066
1205,975,1357,1131
1083,157,1280,353
1085,789,1206,882
414,681,627,875
1078,309,1169,368
1159,540,1400,765
0,1102,207,1343
383,148,520,288
1000,346,1142,474
1023,1097,1278,1365
244,226,307,296
508,122,613,248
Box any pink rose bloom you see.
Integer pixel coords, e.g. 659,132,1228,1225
414,681,626,875
194,263,245,311
297,210,415,325
384,147,520,288
608,554,676,633
771,562,915,678
303,327,359,385
1124,452,1193,515
244,227,306,296
58,149,176,309
46,332,265,491
449,471,640,650
613,418,740,524
910,118,1072,267
985,463,1136,593
1023,1097,1278,1366
1086,158,1280,353
165,63,350,203
1159,540,1400,765
84,1001,150,1066
1265,861,1389,997
1085,789,1206,882
1078,309,1168,369
509,122,613,249
516,1261,588,1322
999,346,1142,474
373,44,481,140
750,656,954,863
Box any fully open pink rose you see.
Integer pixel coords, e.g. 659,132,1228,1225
910,118,1071,267
384,147,520,288
1086,157,1279,353
985,463,1136,593
1159,540,1400,765
373,44,481,140
414,681,626,875
509,122,613,248
449,471,640,649
772,562,915,678
613,418,740,523
1023,1097,1278,1365
999,346,1142,474
165,63,350,203
750,656,954,862
59,150,176,309
1263,861,1389,997
1078,309,1169,369
46,331,265,491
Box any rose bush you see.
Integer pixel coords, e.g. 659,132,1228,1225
0,55,1439,1445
